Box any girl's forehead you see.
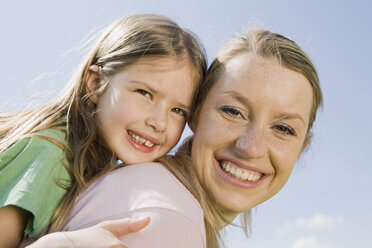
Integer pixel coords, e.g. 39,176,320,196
133,56,192,69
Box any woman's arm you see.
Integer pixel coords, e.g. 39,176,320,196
26,217,150,248
0,206,31,248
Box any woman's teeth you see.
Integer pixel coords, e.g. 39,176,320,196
128,131,155,147
220,161,261,182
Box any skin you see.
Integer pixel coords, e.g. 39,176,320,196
190,53,313,222
0,205,31,248
86,57,196,165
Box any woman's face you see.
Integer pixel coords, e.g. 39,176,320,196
191,53,313,221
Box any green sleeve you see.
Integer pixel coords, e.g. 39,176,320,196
0,128,71,238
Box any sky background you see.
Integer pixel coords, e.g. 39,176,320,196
0,0,371,247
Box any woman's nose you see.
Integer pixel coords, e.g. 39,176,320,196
235,124,267,159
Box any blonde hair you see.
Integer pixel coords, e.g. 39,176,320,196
0,14,207,231
161,29,323,248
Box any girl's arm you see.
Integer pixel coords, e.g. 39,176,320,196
0,205,32,248
26,217,150,248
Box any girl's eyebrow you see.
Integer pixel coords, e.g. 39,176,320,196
129,80,158,93
129,80,190,110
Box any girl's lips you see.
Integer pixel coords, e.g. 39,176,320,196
125,129,159,153
127,129,160,145
214,157,268,189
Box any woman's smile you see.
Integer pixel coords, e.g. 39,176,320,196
191,52,313,220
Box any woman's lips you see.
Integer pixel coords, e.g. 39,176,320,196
220,160,262,182
214,157,267,188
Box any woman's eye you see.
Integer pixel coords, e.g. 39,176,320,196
219,105,245,119
172,108,187,118
274,124,297,136
136,89,152,99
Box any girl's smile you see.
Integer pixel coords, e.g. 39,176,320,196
126,129,158,153
88,57,196,165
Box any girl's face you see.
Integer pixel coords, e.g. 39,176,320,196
92,57,196,164
191,53,313,222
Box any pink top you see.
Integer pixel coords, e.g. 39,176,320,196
63,162,206,248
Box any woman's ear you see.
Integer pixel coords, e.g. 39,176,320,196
85,65,101,103
301,133,312,154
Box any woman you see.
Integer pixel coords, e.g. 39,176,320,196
29,29,322,248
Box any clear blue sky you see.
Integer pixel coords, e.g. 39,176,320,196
1,1,371,247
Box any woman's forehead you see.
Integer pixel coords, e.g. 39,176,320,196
209,54,313,123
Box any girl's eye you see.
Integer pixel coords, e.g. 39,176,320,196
172,108,187,118
219,105,246,119
136,89,152,99
274,123,297,136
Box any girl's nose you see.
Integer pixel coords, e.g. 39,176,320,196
145,107,167,132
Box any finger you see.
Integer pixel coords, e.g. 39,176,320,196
103,217,150,237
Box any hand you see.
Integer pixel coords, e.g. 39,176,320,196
27,217,150,248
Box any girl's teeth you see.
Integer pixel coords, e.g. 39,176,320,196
139,137,146,144
145,140,154,148
220,161,261,182
129,131,155,148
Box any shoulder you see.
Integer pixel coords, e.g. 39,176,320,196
0,128,70,176
64,163,205,245
80,162,201,213
1,127,68,165
65,163,206,247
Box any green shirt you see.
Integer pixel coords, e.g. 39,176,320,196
0,128,71,237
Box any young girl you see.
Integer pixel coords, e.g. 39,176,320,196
0,14,207,247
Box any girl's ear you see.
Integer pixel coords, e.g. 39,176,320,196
85,65,101,103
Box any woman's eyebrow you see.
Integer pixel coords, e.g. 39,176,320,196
222,91,307,126
221,91,252,106
273,113,306,126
